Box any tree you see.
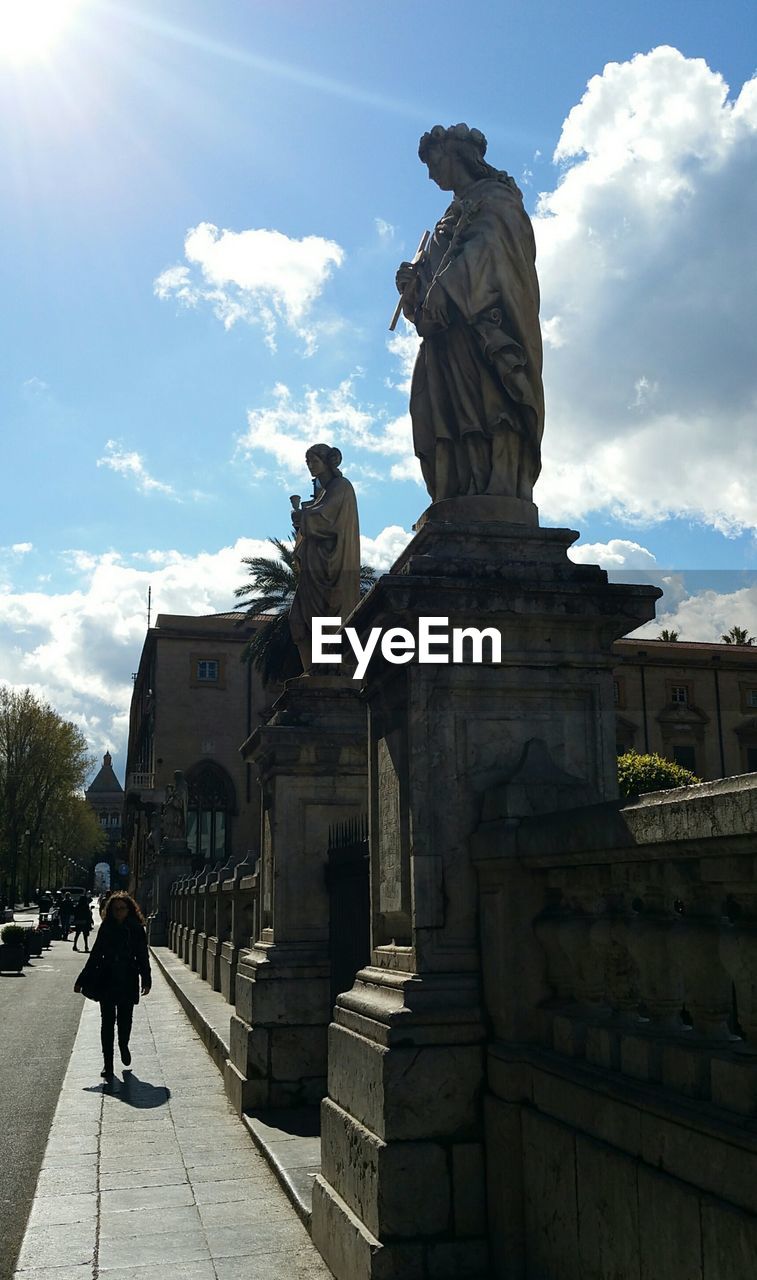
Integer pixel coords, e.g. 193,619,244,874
659,630,680,641
0,688,94,905
722,626,755,646
50,794,106,887
617,750,700,799
234,538,377,685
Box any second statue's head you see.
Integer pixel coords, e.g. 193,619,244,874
306,443,343,480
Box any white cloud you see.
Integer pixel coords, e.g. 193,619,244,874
360,525,413,571
21,377,49,398
0,530,415,779
0,539,272,780
631,582,757,643
96,440,177,499
237,378,419,484
375,218,395,240
569,538,658,569
532,47,757,533
155,221,344,353
386,322,420,396
11,542,33,555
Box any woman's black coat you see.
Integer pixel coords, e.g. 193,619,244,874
77,916,151,1005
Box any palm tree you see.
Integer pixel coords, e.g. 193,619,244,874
234,538,377,684
659,629,680,641
722,625,755,646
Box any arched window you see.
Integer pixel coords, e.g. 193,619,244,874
185,762,235,861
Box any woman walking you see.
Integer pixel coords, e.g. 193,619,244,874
71,893,93,951
74,892,151,1078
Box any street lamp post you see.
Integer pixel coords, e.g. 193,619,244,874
23,829,32,906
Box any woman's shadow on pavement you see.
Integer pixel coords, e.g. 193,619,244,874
83,1072,171,1108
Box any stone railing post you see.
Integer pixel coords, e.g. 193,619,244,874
219,851,258,1005
183,869,201,966
206,854,235,991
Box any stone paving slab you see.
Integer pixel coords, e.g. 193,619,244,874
12,964,334,1280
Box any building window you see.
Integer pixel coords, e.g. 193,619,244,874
186,763,235,861
673,744,697,772
196,659,219,682
747,746,757,773
670,685,689,706
746,689,757,709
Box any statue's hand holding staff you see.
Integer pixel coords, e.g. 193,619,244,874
389,229,429,331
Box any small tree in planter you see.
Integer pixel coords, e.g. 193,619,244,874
0,924,27,973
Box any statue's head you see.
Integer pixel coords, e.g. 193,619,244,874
306,443,343,480
418,123,492,190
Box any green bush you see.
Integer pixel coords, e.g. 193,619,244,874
617,750,700,799
1,924,27,946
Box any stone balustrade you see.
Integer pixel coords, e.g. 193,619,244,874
472,772,757,1278
167,853,259,1005
475,774,757,1116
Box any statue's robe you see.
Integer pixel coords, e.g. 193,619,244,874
410,174,544,502
289,474,361,670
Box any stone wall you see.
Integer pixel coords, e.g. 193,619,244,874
473,773,757,1279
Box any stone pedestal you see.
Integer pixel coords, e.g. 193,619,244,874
225,674,368,1114
146,838,193,946
311,502,659,1280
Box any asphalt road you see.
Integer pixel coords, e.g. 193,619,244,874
0,908,92,1280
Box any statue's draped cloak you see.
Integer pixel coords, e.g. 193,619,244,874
289,474,361,653
410,174,544,501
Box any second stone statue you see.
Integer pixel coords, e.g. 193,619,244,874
288,443,361,673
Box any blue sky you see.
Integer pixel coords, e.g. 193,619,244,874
1,0,757,780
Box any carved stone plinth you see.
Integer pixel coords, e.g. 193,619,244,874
225,674,368,1114
146,838,193,946
312,508,659,1280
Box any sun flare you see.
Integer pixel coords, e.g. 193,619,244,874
0,0,82,64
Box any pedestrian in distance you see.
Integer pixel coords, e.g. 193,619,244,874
71,893,93,951
59,892,74,938
74,891,151,1079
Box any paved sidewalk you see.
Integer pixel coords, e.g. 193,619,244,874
12,963,333,1280
152,947,322,1220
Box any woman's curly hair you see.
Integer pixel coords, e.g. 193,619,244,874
101,890,145,926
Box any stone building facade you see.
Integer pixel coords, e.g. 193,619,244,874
123,612,278,898
612,638,757,779
84,750,124,870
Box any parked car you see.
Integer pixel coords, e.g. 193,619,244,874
59,885,87,901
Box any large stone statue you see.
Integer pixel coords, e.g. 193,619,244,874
161,769,189,842
396,123,544,504
289,444,360,672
